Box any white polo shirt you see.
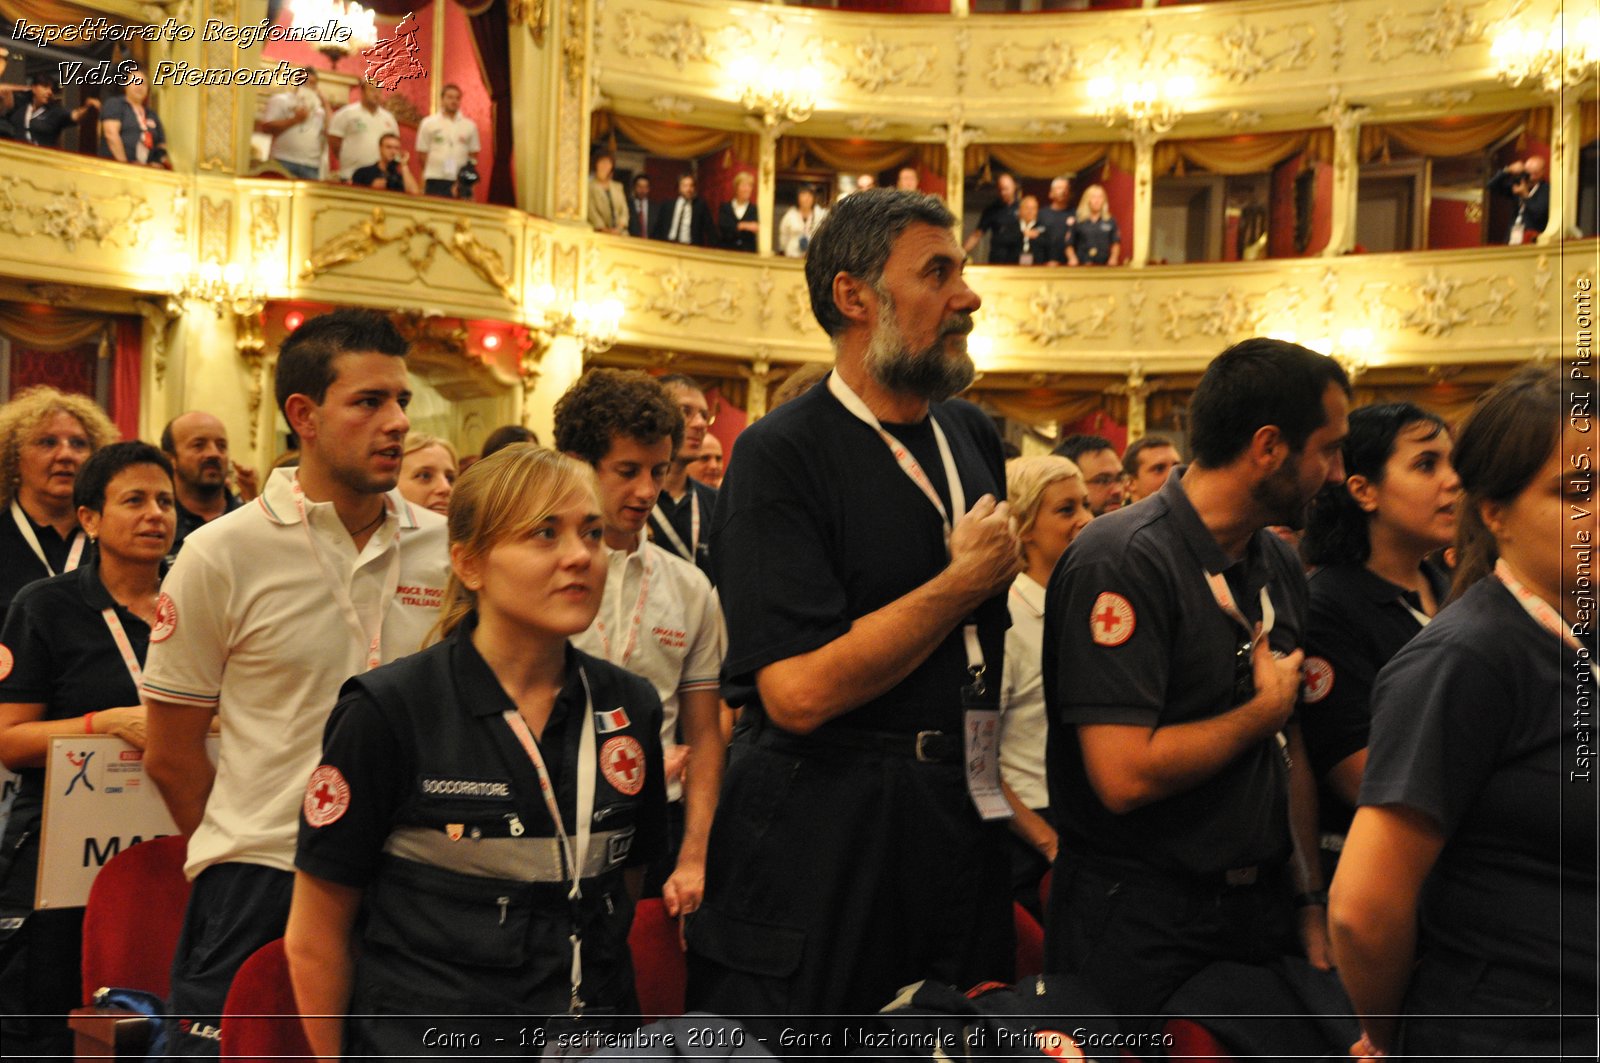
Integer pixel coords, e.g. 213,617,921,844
327,101,399,179
999,573,1049,811
141,468,449,879
571,539,722,803
415,111,480,181
263,86,324,170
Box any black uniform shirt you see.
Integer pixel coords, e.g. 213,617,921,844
1044,467,1308,876
1362,575,1596,996
712,379,1009,734
977,198,1022,263
0,505,88,616
0,560,147,871
1070,216,1121,265
649,478,717,581
6,99,77,148
298,627,667,889
1302,559,1452,834
169,490,242,559
1037,206,1075,264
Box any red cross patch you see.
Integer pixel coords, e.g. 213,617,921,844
0,643,12,682
303,765,351,827
1089,592,1135,647
150,593,178,643
1302,656,1335,704
601,736,645,796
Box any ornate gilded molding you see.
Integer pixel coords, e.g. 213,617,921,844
300,209,517,303
1002,288,1117,346
646,264,741,325
986,40,1076,90
1158,282,1307,343
249,197,280,261
0,176,152,251
650,95,697,116
1205,19,1315,83
511,0,550,45
616,9,711,71
134,295,182,385
1366,0,1490,64
837,32,937,94
1362,268,1517,337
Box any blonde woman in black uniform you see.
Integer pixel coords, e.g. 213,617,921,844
286,445,667,1058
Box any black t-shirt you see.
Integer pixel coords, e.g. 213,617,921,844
0,559,148,901
1302,559,1452,835
169,490,242,560
1361,575,1597,997
1044,468,1308,876
711,378,1009,734
977,198,1022,262
351,161,404,191
1037,206,1075,264
7,100,77,148
649,479,717,582
1070,216,1121,265
0,504,89,616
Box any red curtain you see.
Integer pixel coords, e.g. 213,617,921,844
462,0,515,206
10,346,95,397
112,318,140,440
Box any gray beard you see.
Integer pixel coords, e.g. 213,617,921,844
863,291,976,403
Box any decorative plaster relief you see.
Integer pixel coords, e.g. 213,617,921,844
646,264,741,325
0,176,153,252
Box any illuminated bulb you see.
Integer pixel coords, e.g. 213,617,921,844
482,333,501,351
284,310,305,331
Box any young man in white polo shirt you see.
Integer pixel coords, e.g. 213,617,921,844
554,368,725,919
326,81,399,182
142,309,448,1055
415,83,480,199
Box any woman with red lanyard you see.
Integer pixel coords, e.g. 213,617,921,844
1331,364,1597,1060
286,445,668,1058
99,67,169,167
0,441,175,1058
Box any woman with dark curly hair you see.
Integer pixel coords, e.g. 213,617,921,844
0,386,119,613
1331,364,1596,1060
1297,403,1459,871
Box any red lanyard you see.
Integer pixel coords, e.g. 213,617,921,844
595,548,651,667
289,479,399,672
10,501,85,576
100,607,143,688
1496,559,1598,683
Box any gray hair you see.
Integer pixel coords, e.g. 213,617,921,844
804,189,955,338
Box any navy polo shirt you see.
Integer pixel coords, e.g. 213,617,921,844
1362,575,1596,998
1044,467,1308,876
0,505,88,616
1302,559,1452,834
649,479,717,582
169,490,242,560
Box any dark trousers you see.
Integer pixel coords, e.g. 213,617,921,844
425,178,469,199
1398,951,1593,1062
1007,807,1053,923
642,798,685,898
0,907,82,1059
166,863,294,1056
1045,855,1299,1025
685,727,1014,1049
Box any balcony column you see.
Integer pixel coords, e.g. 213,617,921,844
1130,129,1156,268
938,109,974,233
1321,97,1364,256
521,331,584,440
1540,94,1580,245
753,120,791,257
511,0,592,221
743,351,774,420
1107,363,1154,442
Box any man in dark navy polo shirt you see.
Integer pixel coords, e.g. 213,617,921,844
161,412,256,558
1043,337,1350,1020
687,190,1022,1039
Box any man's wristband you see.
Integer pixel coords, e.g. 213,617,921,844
85,711,96,735
1294,889,1328,908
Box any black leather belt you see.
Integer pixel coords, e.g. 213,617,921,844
754,724,962,764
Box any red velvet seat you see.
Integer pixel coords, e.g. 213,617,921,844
219,938,311,1061
1014,902,1046,979
79,834,191,1003
628,897,687,1022
1164,1017,1235,1062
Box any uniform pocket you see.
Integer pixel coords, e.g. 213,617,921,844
364,857,531,969
685,904,805,979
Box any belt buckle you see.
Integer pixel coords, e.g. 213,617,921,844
914,730,943,763
1223,866,1258,887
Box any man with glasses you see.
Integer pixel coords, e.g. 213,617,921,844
1042,338,1349,1023
1054,434,1125,516
649,375,719,581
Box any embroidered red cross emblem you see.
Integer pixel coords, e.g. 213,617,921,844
601,736,645,796
311,783,337,810
303,765,350,827
1090,592,1135,647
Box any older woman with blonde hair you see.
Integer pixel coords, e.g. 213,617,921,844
286,445,668,1057
0,385,118,613
1000,453,1093,918
396,431,458,516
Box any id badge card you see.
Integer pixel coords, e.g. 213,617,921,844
542,1008,621,1059
1019,251,1034,265
963,704,1011,821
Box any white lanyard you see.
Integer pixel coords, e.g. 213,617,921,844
596,549,652,668
10,501,85,577
1204,569,1276,645
100,607,143,689
827,372,983,680
1496,559,1600,685
1020,218,1032,253
651,491,698,562
289,480,400,672
1399,599,1432,629
500,666,597,1013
